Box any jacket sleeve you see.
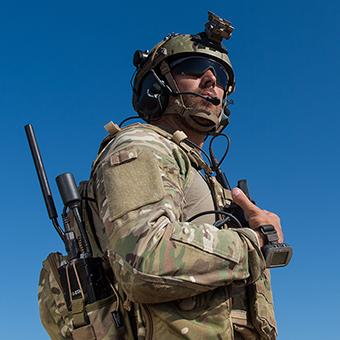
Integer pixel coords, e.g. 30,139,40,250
93,128,266,304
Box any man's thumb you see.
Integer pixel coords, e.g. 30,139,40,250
231,188,258,214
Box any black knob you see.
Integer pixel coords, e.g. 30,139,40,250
56,173,81,207
133,49,149,67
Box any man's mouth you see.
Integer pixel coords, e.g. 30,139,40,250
200,91,216,98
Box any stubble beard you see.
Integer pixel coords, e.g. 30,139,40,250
183,96,221,124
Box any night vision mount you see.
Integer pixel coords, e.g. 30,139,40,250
205,11,234,43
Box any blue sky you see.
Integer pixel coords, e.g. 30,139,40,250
1,1,339,339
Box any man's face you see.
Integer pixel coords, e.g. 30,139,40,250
173,69,225,115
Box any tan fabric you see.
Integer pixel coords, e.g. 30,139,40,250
182,167,215,225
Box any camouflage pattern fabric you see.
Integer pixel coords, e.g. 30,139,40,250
38,252,134,340
91,123,275,339
38,253,73,339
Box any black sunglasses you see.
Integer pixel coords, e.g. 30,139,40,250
169,56,229,90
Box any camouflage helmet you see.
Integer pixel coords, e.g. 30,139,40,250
132,12,235,133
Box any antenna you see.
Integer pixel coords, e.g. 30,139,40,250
24,124,65,241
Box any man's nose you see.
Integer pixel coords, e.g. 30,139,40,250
200,68,217,88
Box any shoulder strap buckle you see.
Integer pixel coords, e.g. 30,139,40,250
104,121,121,135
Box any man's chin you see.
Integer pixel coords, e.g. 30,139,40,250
184,99,221,127
192,116,215,127
193,104,221,122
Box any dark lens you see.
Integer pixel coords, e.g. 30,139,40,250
171,58,205,76
208,61,229,90
170,57,229,90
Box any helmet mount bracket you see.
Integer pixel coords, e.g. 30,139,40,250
205,11,234,44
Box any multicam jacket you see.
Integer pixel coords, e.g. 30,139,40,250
90,122,277,339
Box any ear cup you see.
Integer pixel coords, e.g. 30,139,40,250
136,72,169,120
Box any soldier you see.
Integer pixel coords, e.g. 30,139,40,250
38,12,284,340
91,13,282,340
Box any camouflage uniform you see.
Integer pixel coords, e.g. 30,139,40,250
91,122,277,339
38,12,278,338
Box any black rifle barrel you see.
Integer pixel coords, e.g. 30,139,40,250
24,124,65,240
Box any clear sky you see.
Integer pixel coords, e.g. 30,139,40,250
1,1,339,339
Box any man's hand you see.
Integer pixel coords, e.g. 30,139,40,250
231,188,284,246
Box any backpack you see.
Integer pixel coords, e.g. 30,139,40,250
38,180,136,340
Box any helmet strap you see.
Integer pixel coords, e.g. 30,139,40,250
159,61,185,106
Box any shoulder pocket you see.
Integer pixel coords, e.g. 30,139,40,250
103,148,165,221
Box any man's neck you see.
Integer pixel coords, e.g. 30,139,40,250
152,114,206,148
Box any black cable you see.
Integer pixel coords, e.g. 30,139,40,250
118,116,141,127
208,133,231,169
208,133,232,189
187,210,242,228
130,68,137,93
187,210,222,222
214,216,241,229
52,218,66,242
185,139,212,167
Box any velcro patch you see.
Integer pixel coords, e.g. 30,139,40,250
103,148,165,221
110,150,138,166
